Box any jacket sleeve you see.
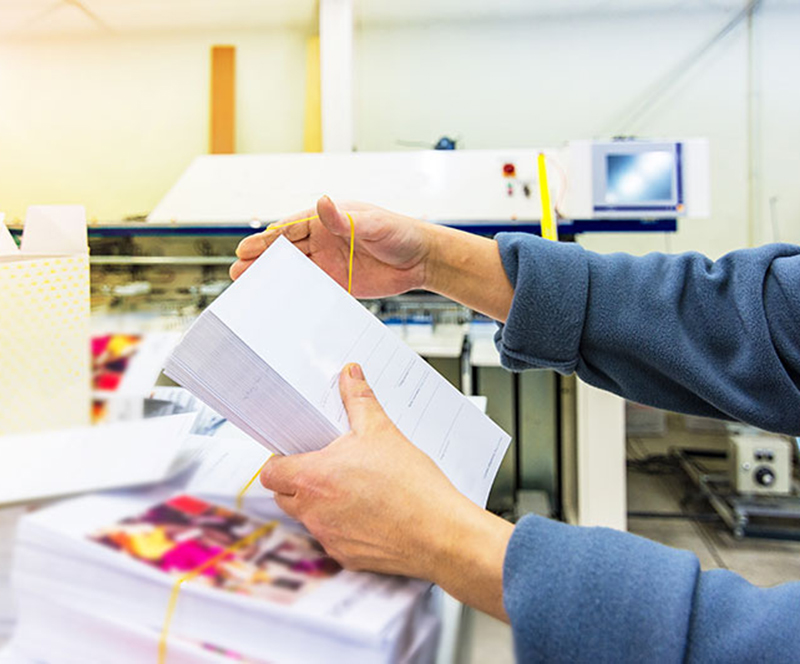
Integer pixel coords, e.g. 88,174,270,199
493,233,800,435
504,515,800,663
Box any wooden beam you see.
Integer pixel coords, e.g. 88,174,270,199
304,35,322,152
210,45,236,154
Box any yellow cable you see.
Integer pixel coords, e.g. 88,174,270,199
158,520,278,664
537,153,558,242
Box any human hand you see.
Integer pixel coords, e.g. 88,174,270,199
260,363,513,621
231,197,433,298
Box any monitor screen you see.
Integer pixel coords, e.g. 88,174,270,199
605,151,675,205
591,141,683,216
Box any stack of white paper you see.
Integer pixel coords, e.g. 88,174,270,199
165,236,510,507
4,488,439,664
0,507,24,641
0,414,196,506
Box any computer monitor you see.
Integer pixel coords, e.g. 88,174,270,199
592,141,684,218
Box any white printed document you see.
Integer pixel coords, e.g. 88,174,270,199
166,236,510,507
0,414,196,505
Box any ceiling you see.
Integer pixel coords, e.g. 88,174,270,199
0,0,318,37
0,0,788,38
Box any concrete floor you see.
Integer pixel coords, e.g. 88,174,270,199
626,416,800,586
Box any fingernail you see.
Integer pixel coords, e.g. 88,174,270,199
348,363,364,380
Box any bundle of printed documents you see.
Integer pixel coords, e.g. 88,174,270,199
165,236,511,507
91,331,181,423
4,485,439,664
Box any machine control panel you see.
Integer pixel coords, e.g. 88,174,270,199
729,434,793,495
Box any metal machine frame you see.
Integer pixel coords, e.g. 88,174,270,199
676,448,800,540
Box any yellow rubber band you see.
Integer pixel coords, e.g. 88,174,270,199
264,214,319,232
345,212,354,295
264,213,355,295
236,458,270,512
158,520,278,664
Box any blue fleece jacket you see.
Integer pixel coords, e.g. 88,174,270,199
494,233,800,663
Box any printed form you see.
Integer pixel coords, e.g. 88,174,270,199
204,237,510,507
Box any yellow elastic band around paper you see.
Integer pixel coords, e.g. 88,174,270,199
159,212,356,664
157,520,278,664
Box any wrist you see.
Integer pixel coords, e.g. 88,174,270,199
424,494,514,621
419,223,445,293
420,224,467,295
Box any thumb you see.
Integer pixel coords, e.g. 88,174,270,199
316,195,352,238
260,453,305,495
339,363,386,432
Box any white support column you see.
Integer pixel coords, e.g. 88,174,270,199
576,379,627,530
319,0,354,153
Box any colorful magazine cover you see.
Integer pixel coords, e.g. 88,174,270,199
91,333,144,422
92,333,143,392
88,495,340,605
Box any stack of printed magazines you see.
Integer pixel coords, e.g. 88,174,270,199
3,484,438,663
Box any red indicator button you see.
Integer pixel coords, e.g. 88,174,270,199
502,163,516,177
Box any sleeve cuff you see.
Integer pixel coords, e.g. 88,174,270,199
503,515,698,663
493,233,590,373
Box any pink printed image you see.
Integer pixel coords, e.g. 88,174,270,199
89,495,341,605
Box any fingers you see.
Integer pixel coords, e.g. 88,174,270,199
275,217,313,243
229,257,254,281
260,454,305,495
274,492,301,520
294,238,311,256
317,195,352,238
235,207,315,261
235,229,274,261
339,363,386,432
235,220,309,260
230,237,312,280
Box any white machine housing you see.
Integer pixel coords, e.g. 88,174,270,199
147,140,710,226
729,434,793,495
559,139,710,221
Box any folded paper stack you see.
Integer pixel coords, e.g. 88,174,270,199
165,236,510,507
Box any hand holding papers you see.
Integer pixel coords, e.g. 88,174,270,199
166,236,510,507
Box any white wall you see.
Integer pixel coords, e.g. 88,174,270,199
760,6,800,246
355,4,799,257
1,3,797,258
0,28,307,222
